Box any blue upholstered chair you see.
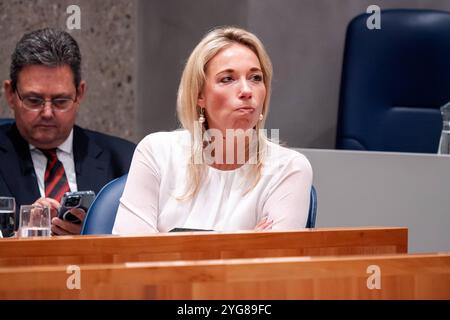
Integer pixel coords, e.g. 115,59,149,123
81,174,318,234
0,118,15,126
306,185,317,228
336,9,450,153
81,174,128,235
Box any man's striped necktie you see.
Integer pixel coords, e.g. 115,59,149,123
40,148,70,202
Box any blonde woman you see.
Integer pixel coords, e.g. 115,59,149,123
113,27,312,234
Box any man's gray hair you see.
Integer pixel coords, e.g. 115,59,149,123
10,28,82,91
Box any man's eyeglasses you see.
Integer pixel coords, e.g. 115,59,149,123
16,90,76,112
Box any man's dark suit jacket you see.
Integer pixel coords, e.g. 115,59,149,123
0,123,136,222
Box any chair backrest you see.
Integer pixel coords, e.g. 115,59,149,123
0,118,15,126
81,175,318,234
306,185,317,228
81,174,128,235
336,9,450,153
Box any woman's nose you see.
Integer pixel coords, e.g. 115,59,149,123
238,79,252,99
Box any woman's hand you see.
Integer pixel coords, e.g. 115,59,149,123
254,217,273,231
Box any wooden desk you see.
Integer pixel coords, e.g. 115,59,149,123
0,227,407,267
0,252,448,299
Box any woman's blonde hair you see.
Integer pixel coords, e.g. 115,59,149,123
177,26,273,199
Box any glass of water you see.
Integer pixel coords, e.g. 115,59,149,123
438,102,450,155
19,204,51,237
0,197,16,238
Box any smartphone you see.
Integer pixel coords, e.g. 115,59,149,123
58,191,96,224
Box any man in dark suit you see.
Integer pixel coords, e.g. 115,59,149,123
1,28,136,235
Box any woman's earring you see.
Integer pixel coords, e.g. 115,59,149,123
199,108,205,124
259,114,264,121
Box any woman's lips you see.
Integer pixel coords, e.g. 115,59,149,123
236,106,256,113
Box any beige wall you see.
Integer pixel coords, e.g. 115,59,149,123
136,0,450,148
2,0,450,147
0,0,137,142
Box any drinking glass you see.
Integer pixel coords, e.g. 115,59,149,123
19,205,51,237
0,197,16,238
438,102,450,154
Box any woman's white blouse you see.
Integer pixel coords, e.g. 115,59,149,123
113,130,313,234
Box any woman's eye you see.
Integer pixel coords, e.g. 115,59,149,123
251,74,263,82
220,76,233,83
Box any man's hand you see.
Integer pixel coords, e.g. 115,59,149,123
33,197,60,219
33,197,86,235
51,208,86,235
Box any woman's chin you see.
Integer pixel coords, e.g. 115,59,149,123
232,120,259,132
